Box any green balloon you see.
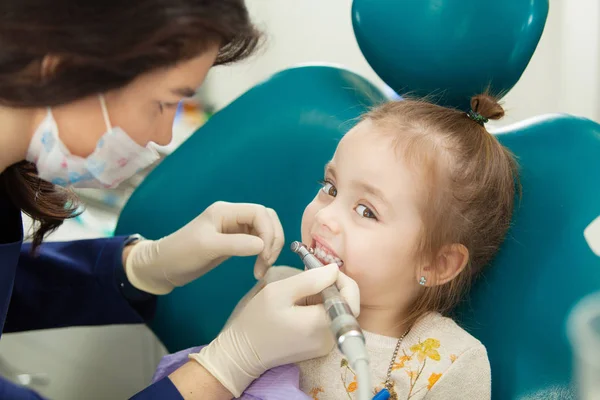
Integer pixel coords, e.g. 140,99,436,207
352,0,549,109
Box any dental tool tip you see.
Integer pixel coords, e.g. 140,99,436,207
290,241,303,253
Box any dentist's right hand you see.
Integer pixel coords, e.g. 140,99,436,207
188,264,360,398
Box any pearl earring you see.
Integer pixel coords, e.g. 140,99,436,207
419,276,427,286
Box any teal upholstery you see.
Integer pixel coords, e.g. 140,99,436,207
352,0,549,109
457,115,600,399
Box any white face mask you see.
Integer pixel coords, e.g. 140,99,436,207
26,94,159,189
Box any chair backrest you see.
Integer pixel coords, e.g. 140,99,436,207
456,115,600,399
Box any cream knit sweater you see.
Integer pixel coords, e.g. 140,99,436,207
297,312,490,400
227,267,491,400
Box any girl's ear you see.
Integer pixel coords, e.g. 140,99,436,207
420,243,469,286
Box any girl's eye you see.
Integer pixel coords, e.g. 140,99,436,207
158,102,165,114
318,180,337,197
356,204,377,220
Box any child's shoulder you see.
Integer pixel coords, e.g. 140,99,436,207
392,313,491,398
409,312,486,356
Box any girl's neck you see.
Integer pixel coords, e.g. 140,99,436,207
357,305,410,339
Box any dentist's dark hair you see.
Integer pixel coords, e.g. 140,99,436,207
0,0,261,250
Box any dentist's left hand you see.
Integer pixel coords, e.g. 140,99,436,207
124,201,284,295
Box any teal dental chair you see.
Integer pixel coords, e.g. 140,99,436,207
115,1,600,399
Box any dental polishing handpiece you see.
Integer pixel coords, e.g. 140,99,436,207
291,241,372,400
290,241,366,351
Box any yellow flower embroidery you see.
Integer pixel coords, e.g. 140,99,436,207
449,354,457,363
394,338,445,398
428,373,442,389
405,369,419,382
340,337,445,399
410,338,441,363
347,380,358,393
340,359,359,399
309,387,324,400
392,354,412,371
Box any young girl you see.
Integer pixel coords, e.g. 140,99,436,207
155,94,518,400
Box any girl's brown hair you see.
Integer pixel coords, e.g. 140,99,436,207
364,94,519,327
0,0,261,249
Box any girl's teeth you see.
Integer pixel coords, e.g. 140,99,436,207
312,244,343,266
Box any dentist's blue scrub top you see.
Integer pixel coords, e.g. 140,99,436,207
0,188,183,399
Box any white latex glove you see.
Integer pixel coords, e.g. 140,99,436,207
125,201,284,295
189,264,360,398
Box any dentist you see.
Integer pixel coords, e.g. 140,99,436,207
0,1,358,399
